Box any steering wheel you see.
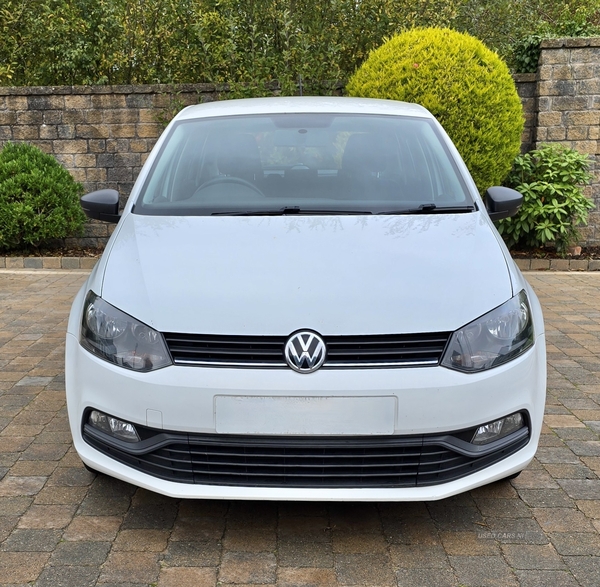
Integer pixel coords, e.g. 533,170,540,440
195,176,265,197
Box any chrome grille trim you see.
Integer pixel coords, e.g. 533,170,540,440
163,332,451,369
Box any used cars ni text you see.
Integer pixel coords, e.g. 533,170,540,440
66,97,546,501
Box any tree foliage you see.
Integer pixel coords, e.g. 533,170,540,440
346,28,524,193
0,0,461,88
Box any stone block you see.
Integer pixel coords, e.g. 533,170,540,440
41,257,61,269
64,95,91,110
43,110,62,125
103,109,138,124
70,168,86,182
552,96,590,111
76,124,110,139
539,80,576,97
27,95,65,110
129,139,149,152
61,258,80,269
547,127,567,141
565,111,600,126
40,126,58,140
85,168,107,183
23,258,43,269
137,123,161,138
567,127,589,141
571,47,600,63
552,65,573,80
570,140,597,155
578,79,600,95
126,94,155,108
0,111,17,125
138,108,159,123
88,139,106,153
538,112,563,127
62,110,85,124
111,124,136,138
573,64,596,79
74,154,97,168
13,126,39,140
57,125,75,139
569,260,589,271
108,167,133,182
530,259,550,271
91,94,126,109
56,140,87,154
0,126,13,140
5,95,28,110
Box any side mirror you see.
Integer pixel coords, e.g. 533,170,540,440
80,189,121,223
485,186,523,221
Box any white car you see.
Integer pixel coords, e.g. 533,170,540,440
65,97,546,501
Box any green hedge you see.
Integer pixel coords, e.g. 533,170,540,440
0,143,86,251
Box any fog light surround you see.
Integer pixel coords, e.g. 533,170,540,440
472,412,524,445
89,410,140,442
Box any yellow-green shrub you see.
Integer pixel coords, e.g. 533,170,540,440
346,28,524,193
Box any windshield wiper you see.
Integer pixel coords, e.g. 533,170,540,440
377,204,475,215
212,207,373,216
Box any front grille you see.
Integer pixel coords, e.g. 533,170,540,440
163,332,451,368
83,426,529,488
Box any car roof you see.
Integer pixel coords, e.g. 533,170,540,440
175,96,433,121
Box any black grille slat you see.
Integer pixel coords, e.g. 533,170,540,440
84,427,529,488
163,332,451,368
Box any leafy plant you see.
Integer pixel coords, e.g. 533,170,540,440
0,143,86,251
498,144,594,254
346,28,524,193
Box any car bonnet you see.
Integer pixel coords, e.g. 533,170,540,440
99,212,513,335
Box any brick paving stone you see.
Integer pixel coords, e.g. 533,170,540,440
501,543,565,569
382,516,440,545
558,479,600,499
50,540,111,565
222,527,277,552
335,553,395,586
170,516,226,541
112,528,170,551
564,556,600,587
278,539,333,568
17,504,76,529
332,531,388,554
0,528,61,552
219,551,277,584
35,565,100,587
440,531,501,555
278,567,338,587
63,515,123,541
395,566,457,587
389,543,449,567
532,507,596,533
517,488,577,508
158,567,217,587
449,555,518,587
98,551,161,584
161,539,221,566
0,551,49,583
550,531,600,555
514,569,580,587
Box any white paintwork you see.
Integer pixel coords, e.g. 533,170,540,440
65,96,547,500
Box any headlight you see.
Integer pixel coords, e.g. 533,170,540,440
441,290,534,373
80,291,172,372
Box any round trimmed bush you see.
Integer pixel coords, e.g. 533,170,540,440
0,142,86,250
346,28,524,194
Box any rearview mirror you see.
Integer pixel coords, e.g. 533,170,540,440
485,187,523,221
80,189,121,223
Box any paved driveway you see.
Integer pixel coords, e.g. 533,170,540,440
0,270,599,587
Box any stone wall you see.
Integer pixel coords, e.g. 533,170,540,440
0,84,224,247
535,38,600,245
0,40,599,247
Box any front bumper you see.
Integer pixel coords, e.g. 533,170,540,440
65,327,546,501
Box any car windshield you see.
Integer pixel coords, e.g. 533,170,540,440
134,113,474,216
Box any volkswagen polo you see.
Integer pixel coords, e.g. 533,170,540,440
65,97,546,500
